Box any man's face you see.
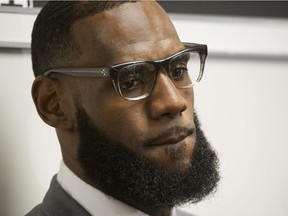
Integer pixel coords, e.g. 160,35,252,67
71,1,195,171
65,1,219,211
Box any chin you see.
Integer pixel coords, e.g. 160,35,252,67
145,145,194,172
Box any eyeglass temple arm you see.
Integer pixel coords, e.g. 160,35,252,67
43,68,110,77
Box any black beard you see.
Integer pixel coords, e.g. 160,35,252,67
76,104,220,212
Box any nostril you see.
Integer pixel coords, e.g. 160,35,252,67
148,94,188,119
180,106,187,114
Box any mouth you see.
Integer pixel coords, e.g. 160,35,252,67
143,127,194,148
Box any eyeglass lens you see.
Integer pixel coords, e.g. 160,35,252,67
117,63,156,99
117,51,201,99
169,51,201,88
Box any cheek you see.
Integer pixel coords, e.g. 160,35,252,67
182,88,194,110
87,97,147,151
188,88,194,103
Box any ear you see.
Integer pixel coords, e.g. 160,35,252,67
31,76,74,130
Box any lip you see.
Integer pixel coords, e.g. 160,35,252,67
143,127,194,147
147,134,188,147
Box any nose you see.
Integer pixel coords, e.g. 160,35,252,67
148,72,190,120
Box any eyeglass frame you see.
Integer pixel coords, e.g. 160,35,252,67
43,42,208,100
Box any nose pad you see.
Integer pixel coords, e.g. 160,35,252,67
148,72,189,119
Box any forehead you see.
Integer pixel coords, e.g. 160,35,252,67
71,1,183,67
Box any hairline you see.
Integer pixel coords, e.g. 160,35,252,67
31,1,138,77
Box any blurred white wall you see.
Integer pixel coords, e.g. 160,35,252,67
0,11,287,216
172,15,288,216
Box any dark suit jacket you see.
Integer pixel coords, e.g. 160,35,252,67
25,176,91,216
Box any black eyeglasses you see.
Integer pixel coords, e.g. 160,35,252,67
43,42,207,100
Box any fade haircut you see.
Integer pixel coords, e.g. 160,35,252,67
31,1,137,77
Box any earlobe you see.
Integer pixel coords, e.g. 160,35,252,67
31,76,74,130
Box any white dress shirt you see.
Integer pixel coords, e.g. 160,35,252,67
57,161,192,216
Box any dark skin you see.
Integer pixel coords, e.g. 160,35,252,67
32,2,196,216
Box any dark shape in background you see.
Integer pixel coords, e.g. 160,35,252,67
32,1,288,19
1,0,22,7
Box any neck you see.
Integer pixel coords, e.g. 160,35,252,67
82,175,174,216
107,189,174,216
149,208,173,216
119,198,174,216
102,187,174,216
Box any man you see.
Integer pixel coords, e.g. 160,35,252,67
26,1,219,216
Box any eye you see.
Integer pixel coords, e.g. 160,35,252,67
171,65,188,81
119,78,145,90
118,63,152,91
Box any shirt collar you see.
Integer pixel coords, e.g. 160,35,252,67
57,161,150,216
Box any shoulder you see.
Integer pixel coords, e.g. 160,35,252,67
25,175,91,216
25,205,46,216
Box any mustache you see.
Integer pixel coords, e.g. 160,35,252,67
143,126,194,146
